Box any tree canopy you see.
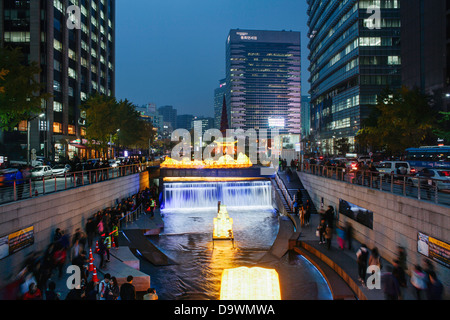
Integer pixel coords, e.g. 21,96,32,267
356,87,438,155
80,94,155,155
0,47,49,130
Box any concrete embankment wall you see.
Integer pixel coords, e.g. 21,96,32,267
298,171,450,292
0,171,149,286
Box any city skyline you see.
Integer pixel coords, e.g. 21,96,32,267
115,0,310,118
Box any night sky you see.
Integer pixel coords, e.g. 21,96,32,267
115,0,310,117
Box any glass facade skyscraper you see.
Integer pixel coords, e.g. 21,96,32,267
225,29,301,137
214,78,227,129
0,0,115,161
307,0,401,153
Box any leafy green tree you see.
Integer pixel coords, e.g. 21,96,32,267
0,47,50,130
433,111,450,143
356,87,437,155
81,95,156,156
80,94,119,155
334,137,351,155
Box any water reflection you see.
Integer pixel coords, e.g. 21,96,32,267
139,207,332,300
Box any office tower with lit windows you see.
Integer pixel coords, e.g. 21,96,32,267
158,105,177,130
225,29,301,137
0,0,115,161
214,78,227,129
307,0,401,153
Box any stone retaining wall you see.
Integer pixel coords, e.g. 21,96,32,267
298,171,450,292
0,171,149,286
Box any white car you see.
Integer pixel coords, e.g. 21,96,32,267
357,156,372,164
52,164,71,176
31,165,53,180
377,161,411,178
408,168,450,191
108,159,119,168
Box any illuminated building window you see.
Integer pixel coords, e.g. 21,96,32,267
18,120,28,132
53,101,63,112
68,125,76,135
53,122,62,134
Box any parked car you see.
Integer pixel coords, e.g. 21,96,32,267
408,168,450,191
357,155,372,164
0,168,18,187
31,166,53,180
377,161,411,180
345,160,359,172
52,164,71,176
108,159,119,168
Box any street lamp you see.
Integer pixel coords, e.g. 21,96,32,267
27,113,45,166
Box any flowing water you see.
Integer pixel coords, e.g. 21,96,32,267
163,180,272,210
138,181,332,300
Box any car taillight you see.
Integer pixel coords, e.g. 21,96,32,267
410,168,416,174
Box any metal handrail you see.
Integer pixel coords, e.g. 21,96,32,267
301,164,448,206
118,202,144,228
0,162,158,206
274,173,294,212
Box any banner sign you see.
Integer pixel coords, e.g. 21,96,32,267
338,199,373,229
418,232,449,269
0,226,34,260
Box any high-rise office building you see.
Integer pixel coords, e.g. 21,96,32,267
0,0,115,161
191,116,214,133
401,0,449,112
307,0,401,153
225,29,301,137
301,95,311,138
214,78,227,129
177,114,194,131
157,105,177,131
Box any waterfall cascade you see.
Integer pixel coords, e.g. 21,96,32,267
163,180,272,210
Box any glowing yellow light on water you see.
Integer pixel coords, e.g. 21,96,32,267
213,205,233,239
220,267,281,300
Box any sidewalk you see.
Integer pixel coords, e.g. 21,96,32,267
294,212,417,300
276,169,417,300
47,209,165,300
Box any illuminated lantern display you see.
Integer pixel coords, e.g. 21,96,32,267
213,205,233,239
160,153,252,169
220,267,281,300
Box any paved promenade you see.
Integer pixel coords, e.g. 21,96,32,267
277,169,422,300
42,172,436,300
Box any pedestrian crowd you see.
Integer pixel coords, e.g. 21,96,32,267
355,244,444,300
2,185,160,300
310,204,444,300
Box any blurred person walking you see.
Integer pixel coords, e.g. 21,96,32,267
381,265,400,300
411,265,427,300
356,244,369,285
426,271,443,300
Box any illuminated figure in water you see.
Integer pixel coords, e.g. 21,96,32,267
213,205,233,239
